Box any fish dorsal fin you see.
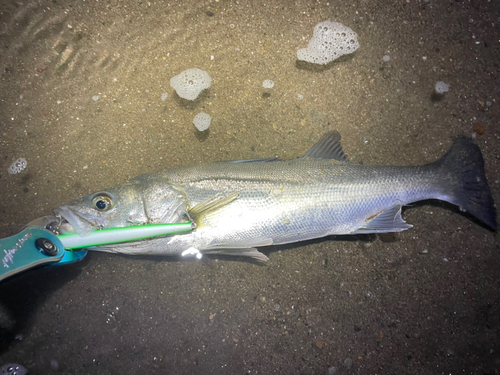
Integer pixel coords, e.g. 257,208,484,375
352,202,413,234
301,131,349,161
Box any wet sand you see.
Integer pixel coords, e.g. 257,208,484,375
0,1,498,373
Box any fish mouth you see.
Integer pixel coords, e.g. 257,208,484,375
54,205,108,236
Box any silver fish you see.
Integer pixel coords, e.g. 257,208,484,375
53,131,497,260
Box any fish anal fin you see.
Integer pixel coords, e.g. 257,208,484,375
353,203,413,234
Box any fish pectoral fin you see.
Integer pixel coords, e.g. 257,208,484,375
188,191,240,217
201,248,269,262
352,202,413,234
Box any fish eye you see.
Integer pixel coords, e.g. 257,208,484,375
92,194,113,211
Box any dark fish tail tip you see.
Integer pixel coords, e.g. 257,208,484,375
434,137,497,230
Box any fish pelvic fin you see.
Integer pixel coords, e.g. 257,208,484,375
201,248,269,262
200,238,273,261
433,137,497,230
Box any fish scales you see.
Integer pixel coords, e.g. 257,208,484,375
139,160,439,254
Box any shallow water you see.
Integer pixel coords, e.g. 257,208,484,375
0,0,499,373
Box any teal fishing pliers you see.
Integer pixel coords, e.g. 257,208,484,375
0,218,194,282
0,225,86,282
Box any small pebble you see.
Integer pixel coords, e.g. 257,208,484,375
161,93,168,101
50,359,59,370
473,123,485,135
92,95,99,101
343,357,353,369
297,94,304,100
383,55,391,62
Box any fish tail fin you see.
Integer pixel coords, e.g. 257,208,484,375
433,137,496,230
